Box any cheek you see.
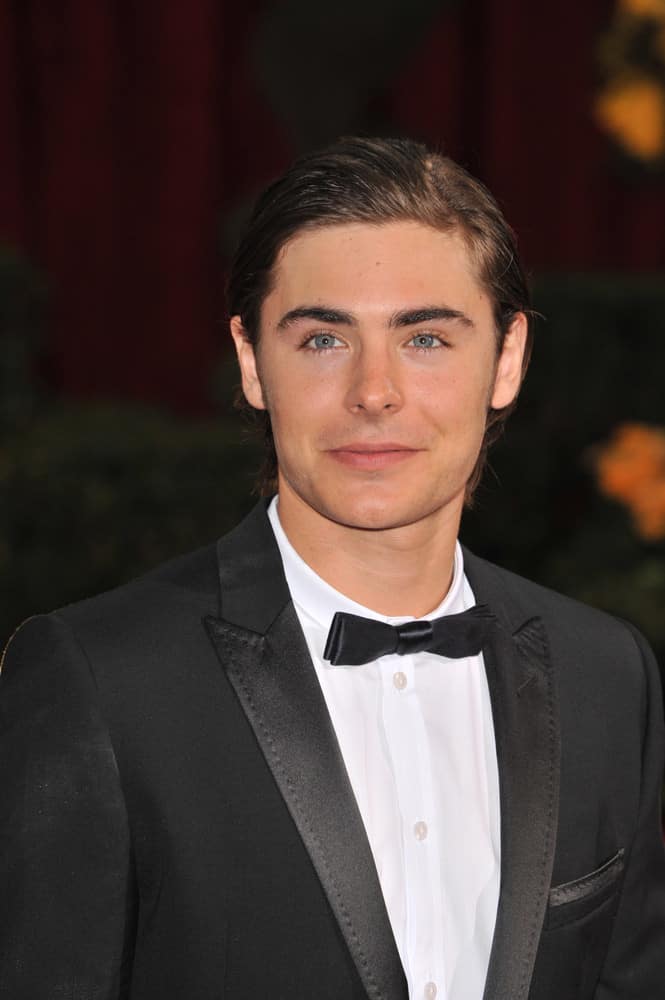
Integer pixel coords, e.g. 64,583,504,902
264,363,339,424
262,381,330,457
423,366,491,425
456,350,497,407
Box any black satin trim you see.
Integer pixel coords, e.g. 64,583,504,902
205,605,408,1000
546,849,625,930
481,616,561,1000
215,499,291,634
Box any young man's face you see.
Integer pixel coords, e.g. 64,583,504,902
232,221,526,535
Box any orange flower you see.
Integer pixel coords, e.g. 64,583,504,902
631,480,665,539
596,423,665,540
594,77,665,161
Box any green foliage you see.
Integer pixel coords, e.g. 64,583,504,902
0,402,260,639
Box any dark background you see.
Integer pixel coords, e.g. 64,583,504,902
2,1,665,669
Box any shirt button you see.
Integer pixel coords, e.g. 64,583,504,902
393,671,407,690
424,982,437,999
413,820,428,841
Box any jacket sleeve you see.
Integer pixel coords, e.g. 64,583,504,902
596,624,665,999
0,613,136,1000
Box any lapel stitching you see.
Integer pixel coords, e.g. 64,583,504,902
481,614,561,1000
220,625,385,1000
513,617,560,999
206,611,408,1000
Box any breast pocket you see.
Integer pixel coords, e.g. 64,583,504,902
545,848,625,930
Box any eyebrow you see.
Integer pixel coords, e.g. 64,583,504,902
390,306,474,329
276,306,356,329
276,304,474,330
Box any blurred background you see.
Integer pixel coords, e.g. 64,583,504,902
2,0,665,679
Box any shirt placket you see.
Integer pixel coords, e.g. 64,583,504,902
380,651,448,1000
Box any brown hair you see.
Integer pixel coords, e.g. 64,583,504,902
227,135,534,499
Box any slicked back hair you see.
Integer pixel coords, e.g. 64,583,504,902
227,135,534,499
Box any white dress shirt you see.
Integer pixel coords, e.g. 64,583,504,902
267,498,501,1000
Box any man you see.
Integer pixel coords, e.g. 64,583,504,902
1,137,664,1000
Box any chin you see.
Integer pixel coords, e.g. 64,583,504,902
313,492,449,533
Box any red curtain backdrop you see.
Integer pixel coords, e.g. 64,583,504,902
1,0,664,413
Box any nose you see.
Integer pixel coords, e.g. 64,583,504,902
344,346,403,415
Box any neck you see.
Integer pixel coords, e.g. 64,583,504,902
275,485,463,617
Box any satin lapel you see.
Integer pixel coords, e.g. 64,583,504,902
464,551,561,1000
205,502,407,1000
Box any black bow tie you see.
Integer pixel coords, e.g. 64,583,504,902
323,605,494,666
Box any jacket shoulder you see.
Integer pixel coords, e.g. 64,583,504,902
57,540,220,630
463,547,656,688
0,542,221,685
465,548,630,633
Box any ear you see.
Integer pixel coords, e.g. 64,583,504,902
490,312,528,410
230,316,267,411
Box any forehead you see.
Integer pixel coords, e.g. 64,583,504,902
266,220,489,320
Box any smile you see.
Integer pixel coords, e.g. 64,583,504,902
327,444,421,470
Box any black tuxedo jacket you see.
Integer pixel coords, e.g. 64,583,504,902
1,500,665,999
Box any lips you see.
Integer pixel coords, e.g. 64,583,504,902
327,443,421,469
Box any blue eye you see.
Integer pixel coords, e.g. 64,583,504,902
306,332,342,350
410,333,441,349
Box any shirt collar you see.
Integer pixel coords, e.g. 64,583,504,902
267,495,467,634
